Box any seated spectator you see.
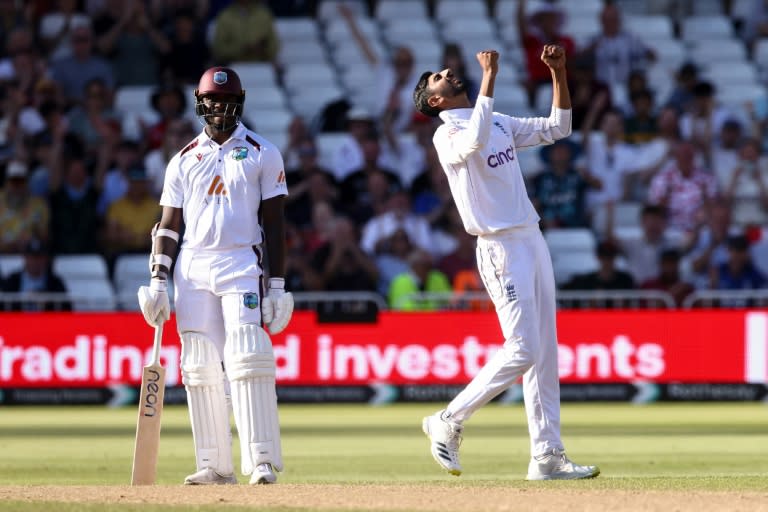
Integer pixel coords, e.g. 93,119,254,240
641,248,694,307
409,146,452,220
311,216,379,292
0,238,71,312
49,154,102,254
531,138,596,229
284,136,339,229
303,200,338,253
516,0,575,107
98,139,142,215
284,222,322,292
374,227,413,296
451,268,493,311
66,77,122,158
569,54,612,131
38,0,92,61
0,160,50,253
48,24,115,107
623,88,657,145
580,2,655,85
562,240,636,291
437,211,477,283
710,119,744,182
144,118,196,196
281,115,312,171
664,61,699,115
440,43,478,103
609,204,682,285
103,167,161,258
94,1,170,86
158,8,210,85
648,141,718,234
331,108,383,181
389,249,452,311
686,202,736,289
679,81,733,158
360,189,434,257
211,0,279,65
144,83,188,150
720,138,768,227
710,234,767,292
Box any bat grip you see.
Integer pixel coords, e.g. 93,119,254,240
151,324,163,366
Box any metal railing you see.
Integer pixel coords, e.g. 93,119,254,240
682,290,768,309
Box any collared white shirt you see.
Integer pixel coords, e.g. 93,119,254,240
433,96,572,236
161,123,287,250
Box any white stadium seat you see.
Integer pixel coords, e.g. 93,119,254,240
0,254,23,278
625,15,674,39
681,16,734,42
552,252,599,286
435,0,489,22
53,254,109,280
376,0,428,22
63,278,116,312
544,228,597,256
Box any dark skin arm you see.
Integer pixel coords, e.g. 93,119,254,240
152,206,183,277
261,196,287,279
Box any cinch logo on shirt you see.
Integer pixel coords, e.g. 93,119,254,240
487,145,515,168
206,175,228,198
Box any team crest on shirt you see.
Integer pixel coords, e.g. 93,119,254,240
243,293,259,309
232,147,248,160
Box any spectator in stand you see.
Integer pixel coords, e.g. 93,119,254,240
648,141,718,234
93,0,170,86
303,200,338,253
97,139,142,215
380,106,435,189
144,118,196,197
103,166,160,258
740,0,768,53
211,0,279,64
623,88,657,145
517,0,575,107
281,115,311,171
311,215,379,292
640,248,694,307
710,119,745,183
440,43,478,103
0,27,44,90
389,248,452,311
0,160,49,253
609,204,682,285
158,8,210,85
686,202,735,289
330,107,379,181
710,234,767,291
561,240,636,291
65,77,121,158
721,137,768,227
530,138,597,229
580,2,655,86
38,0,91,61
338,4,417,133
581,97,646,228
284,136,339,229
48,24,115,107
664,61,699,115
437,215,477,284
374,226,413,296
0,238,71,312
679,81,733,159
284,222,322,292
410,146,453,221
568,54,612,131
48,152,102,254
144,83,188,151
148,0,210,34
339,130,402,224
360,188,434,257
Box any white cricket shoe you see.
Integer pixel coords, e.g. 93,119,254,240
249,463,277,485
183,467,238,485
526,448,600,480
422,410,463,476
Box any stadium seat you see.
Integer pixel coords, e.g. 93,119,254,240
544,228,597,256
53,254,109,281
246,108,294,134
0,254,23,278
64,278,117,312
375,0,428,22
702,61,759,87
681,16,734,42
230,62,278,88
317,0,368,23
278,39,329,65
552,251,599,286
751,237,768,277
274,17,320,40
282,63,338,94
624,15,674,39
113,254,148,310
242,84,286,110
434,0,489,23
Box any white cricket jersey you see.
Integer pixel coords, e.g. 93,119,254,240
434,96,572,236
160,123,288,250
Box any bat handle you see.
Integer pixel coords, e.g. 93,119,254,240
150,324,163,366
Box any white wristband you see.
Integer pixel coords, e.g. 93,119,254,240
268,277,285,290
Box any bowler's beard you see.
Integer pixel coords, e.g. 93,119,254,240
449,80,467,96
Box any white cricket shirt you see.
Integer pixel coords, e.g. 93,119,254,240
160,123,288,250
434,96,572,236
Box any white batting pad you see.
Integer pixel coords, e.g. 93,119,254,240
224,324,283,474
181,332,234,476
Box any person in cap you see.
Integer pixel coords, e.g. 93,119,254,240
0,160,50,253
137,66,292,485
0,238,70,312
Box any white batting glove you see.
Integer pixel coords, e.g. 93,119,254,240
261,277,294,334
137,278,170,327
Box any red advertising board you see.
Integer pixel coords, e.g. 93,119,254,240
0,310,766,387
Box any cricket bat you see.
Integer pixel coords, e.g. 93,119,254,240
131,324,166,485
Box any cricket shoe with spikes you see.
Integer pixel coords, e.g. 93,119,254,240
250,463,277,484
526,448,600,480
422,410,463,476
183,467,238,485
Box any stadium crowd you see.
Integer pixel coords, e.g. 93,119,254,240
0,0,767,311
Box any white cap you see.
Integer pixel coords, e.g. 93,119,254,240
6,160,27,179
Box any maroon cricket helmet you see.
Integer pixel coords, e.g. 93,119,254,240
194,66,246,131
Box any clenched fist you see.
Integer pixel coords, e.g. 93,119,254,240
541,44,566,71
476,50,499,75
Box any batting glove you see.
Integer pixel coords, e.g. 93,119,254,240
261,277,294,334
137,278,171,327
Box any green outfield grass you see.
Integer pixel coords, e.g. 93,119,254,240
1,402,767,511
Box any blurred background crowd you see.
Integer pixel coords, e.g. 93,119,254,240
1,0,767,312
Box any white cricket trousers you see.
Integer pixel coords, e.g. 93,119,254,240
445,224,563,457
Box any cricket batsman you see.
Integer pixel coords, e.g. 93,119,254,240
413,46,600,480
138,66,292,485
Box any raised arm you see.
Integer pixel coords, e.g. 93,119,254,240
338,3,378,67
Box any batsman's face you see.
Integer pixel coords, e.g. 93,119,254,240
202,93,240,127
